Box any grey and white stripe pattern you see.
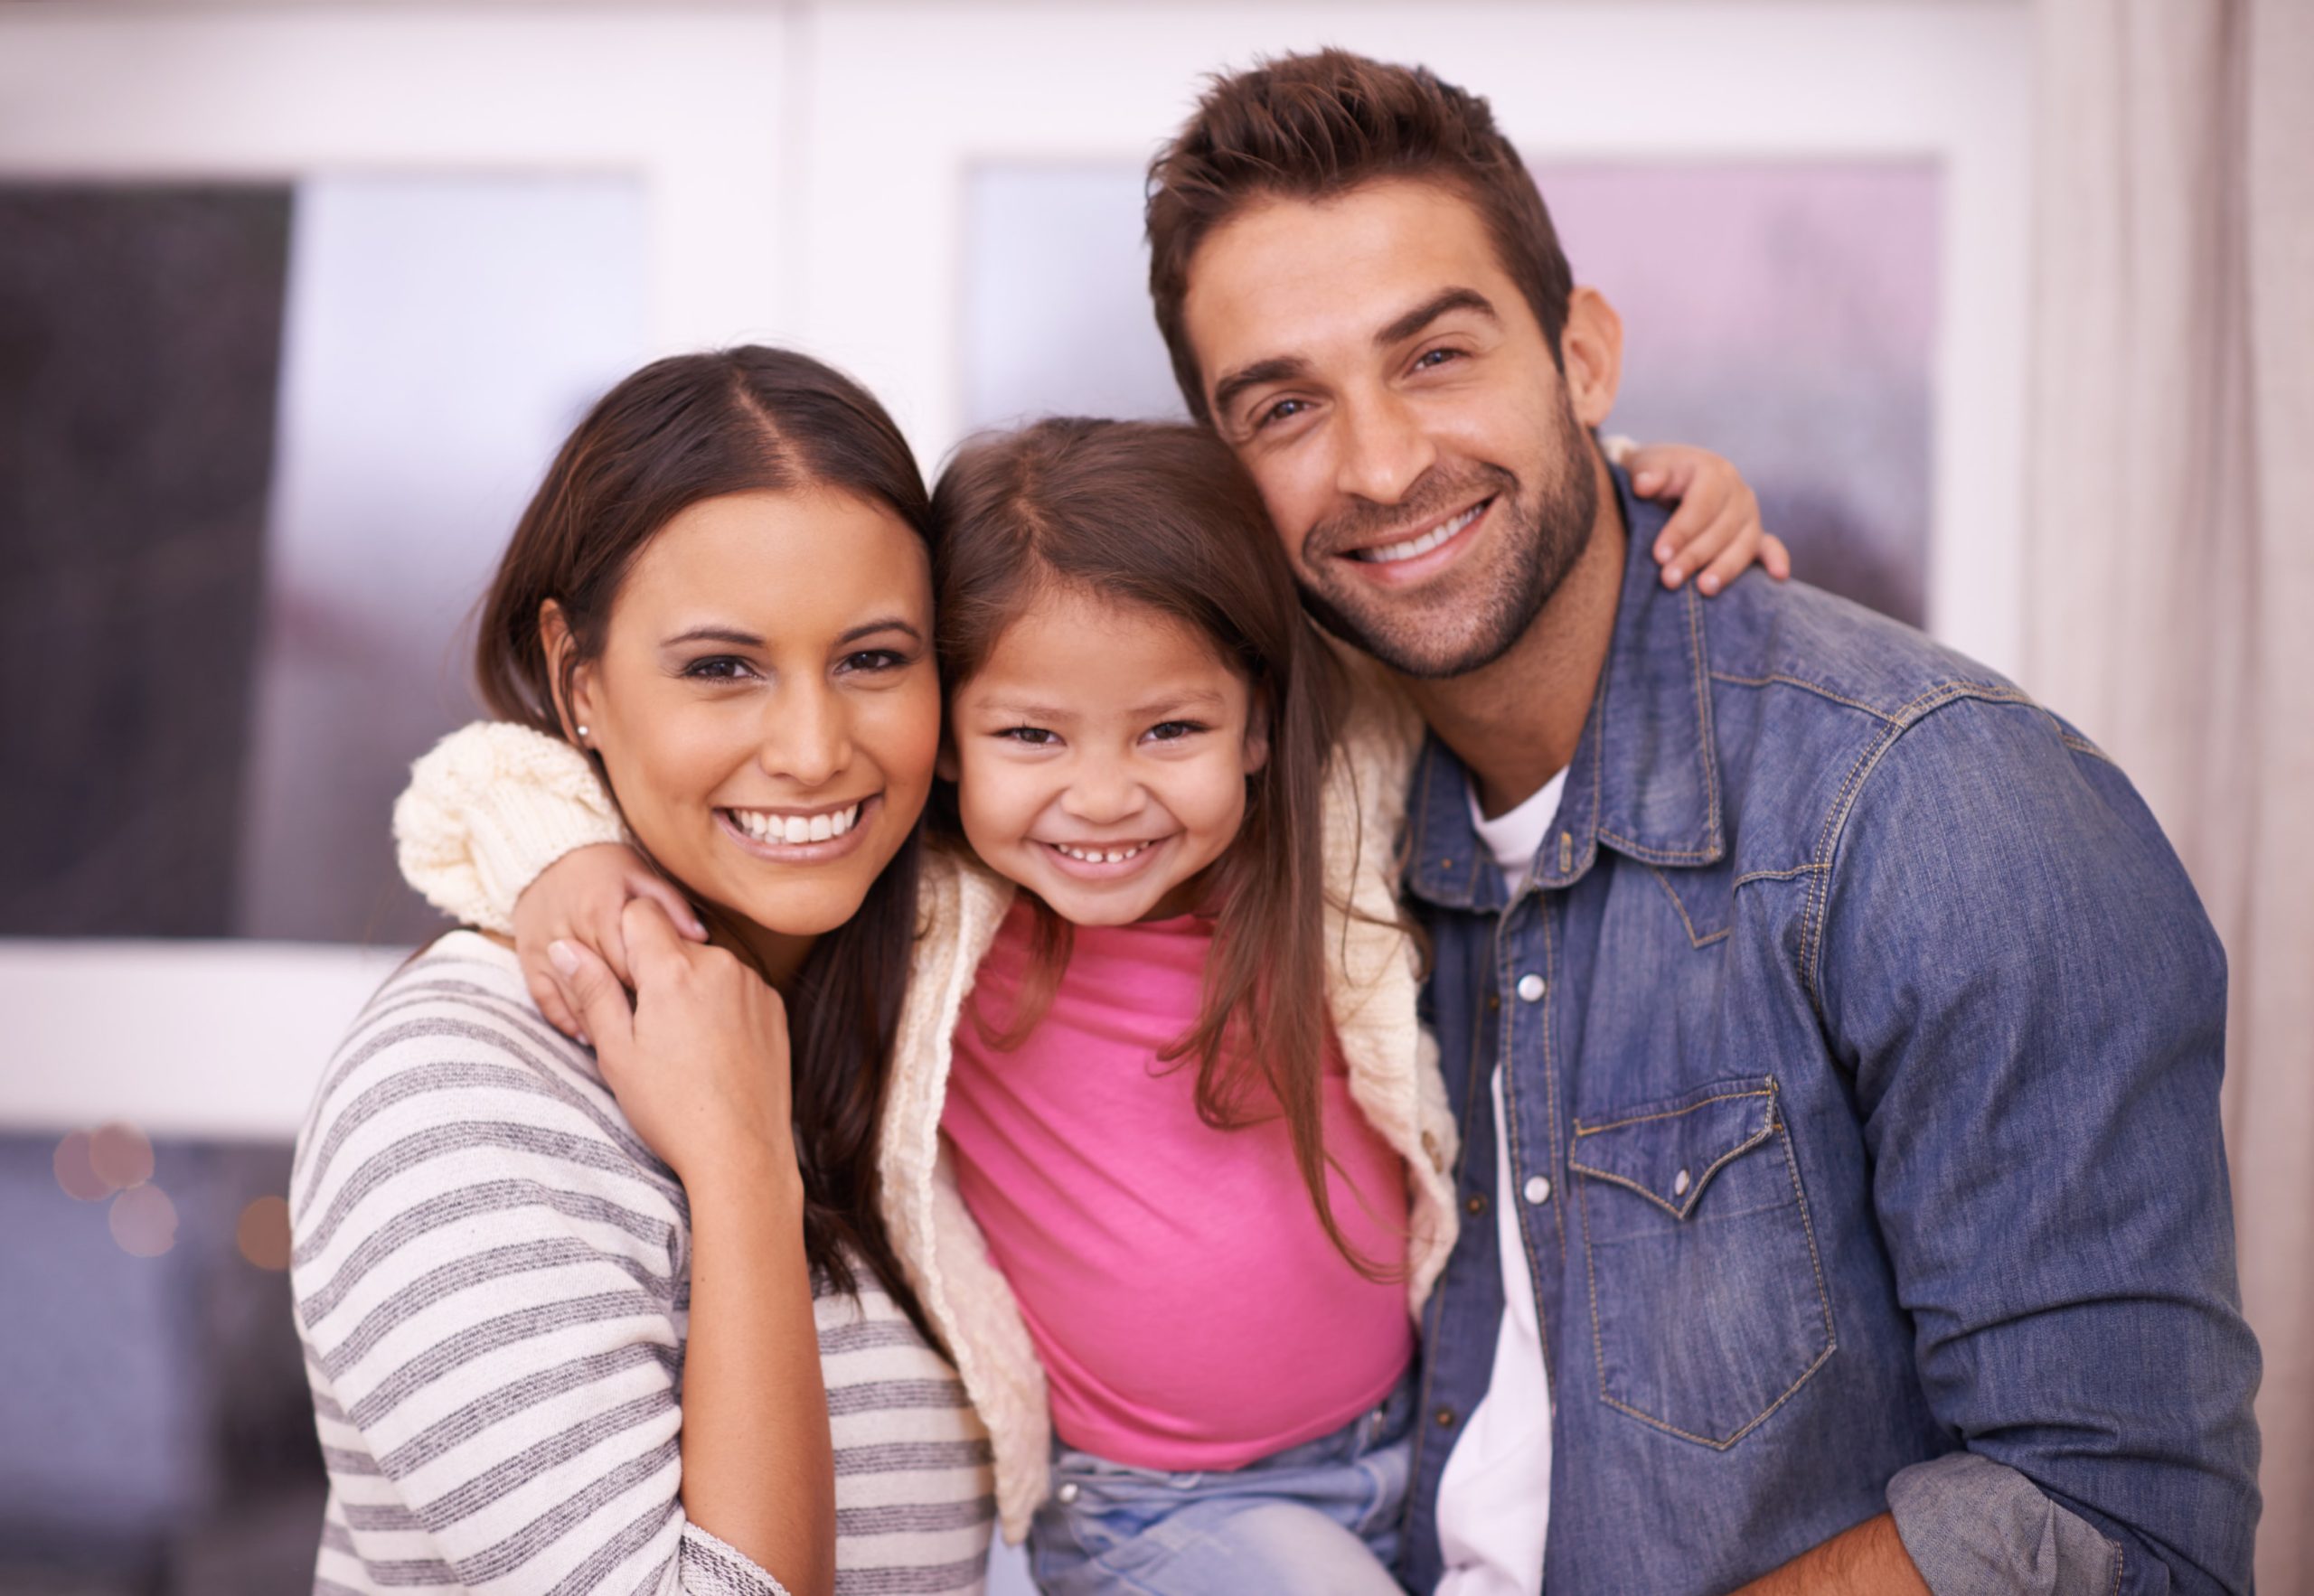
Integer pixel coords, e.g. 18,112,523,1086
292,932,993,1595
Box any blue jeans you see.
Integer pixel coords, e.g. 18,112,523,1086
1026,1374,1414,1595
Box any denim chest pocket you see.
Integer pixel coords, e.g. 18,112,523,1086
1568,1076,1835,1448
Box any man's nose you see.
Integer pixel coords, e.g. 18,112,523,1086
1332,386,1437,507
758,681,852,789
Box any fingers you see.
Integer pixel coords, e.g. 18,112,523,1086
523,963,587,1044
1697,521,1762,596
619,897,693,984
1763,532,1793,580
587,897,635,990
1651,490,1730,588
550,937,635,1061
626,869,708,943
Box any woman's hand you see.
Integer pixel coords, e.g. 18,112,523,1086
550,900,795,1188
513,842,708,1043
1623,441,1793,595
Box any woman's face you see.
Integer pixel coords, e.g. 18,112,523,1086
562,487,939,945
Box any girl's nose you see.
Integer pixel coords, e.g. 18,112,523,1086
1060,757,1144,825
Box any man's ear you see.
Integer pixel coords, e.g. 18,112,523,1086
1559,286,1624,431
539,599,596,744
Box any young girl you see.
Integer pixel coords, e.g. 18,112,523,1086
396,419,1778,1591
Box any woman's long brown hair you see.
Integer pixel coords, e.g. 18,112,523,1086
932,418,1391,1279
473,345,939,1347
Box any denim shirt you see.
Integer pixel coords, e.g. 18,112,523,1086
1398,470,2261,1595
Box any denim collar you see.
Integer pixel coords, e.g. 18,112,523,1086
1404,465,1726,912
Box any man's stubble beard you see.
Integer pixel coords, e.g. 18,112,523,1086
1293,390,1598,681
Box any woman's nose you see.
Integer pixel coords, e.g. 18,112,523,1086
758,681,852,789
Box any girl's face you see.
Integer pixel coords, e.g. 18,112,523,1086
561,488,939,956
945,585,1269,926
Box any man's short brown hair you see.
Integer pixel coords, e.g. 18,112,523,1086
1146,49,1576,425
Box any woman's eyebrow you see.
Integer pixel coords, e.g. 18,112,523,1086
660,617,923,649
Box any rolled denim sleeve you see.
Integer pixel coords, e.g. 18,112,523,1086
1817,698,2261,1595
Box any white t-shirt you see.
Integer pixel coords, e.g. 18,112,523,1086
1434,768,1566,1596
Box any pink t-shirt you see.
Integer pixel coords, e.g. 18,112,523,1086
940,898,1414,1472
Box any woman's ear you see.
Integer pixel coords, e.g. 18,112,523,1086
539,599,595,745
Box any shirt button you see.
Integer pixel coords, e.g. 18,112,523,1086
1523,1175,1552,1205
1673,1168,1692,1197
1056,1481,1080,1505
1435,1407,1459,1428
1465,1192,1488,1216
1517,972,1547,1002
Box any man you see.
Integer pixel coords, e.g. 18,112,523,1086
1142,49,2261,1594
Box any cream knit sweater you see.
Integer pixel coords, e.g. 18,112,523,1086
392,671,1456,1544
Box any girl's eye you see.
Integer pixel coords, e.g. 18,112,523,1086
998,726,1058,746
682,655,755,681
1254,397,1311,432
839,648,909,674
1145,720,1208,743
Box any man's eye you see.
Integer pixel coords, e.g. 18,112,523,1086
682,655,753,681
998,726,1058,746
1145,720,1208,743
1255,397,1311,431
1414,346,1463,371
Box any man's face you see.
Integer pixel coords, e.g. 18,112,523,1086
1181,178,1609,678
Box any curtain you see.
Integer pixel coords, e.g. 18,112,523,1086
2026,0,2313,1584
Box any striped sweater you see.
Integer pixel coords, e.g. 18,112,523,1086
290,932,995,1595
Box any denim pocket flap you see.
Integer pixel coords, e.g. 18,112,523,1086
1569,1077,1780,1220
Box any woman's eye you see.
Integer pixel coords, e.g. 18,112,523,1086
1145,720,1208,743
998,726,1058,746
682,655,754,681
839,648,908,674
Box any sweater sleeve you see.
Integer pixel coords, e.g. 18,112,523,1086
393,720,626,934
292,970,796,1596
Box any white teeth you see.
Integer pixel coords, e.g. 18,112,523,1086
1054,841,1147,863
1358,502,1484,563
728,803,861,845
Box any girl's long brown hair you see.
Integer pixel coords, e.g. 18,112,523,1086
474,346,939,1347
932,418,1389,1279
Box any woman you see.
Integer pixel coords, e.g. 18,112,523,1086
288,348,989,1596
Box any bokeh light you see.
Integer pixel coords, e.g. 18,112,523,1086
237,1195,293,1271
52,1131,111,1201
108,1183,178,1257
89,1120,155,1189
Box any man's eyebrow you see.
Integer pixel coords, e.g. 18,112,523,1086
1211,355,1312,422
1375,286,1499,348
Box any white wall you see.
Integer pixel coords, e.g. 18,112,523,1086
0,2,2032,1141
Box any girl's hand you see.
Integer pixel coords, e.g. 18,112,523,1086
550,900,795,1186
1623,441,1792,595
512,843,708,1043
